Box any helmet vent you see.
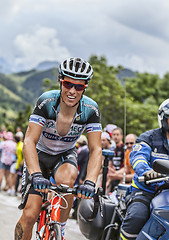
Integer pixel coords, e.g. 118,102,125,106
86,65,92,73
63,61,67,69
75,61,81,72
81,63,86,72
69,60,73,70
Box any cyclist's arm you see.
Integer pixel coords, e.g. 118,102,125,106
85,131,102,184
23,122,42,174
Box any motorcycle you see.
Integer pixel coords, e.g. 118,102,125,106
78,159,169,240
136,159,169,240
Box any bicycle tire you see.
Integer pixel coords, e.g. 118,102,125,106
48,223,62,240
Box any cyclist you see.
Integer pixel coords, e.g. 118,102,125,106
120,99,169,239
14,57,102,240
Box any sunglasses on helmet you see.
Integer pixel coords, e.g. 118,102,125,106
61,79,87,91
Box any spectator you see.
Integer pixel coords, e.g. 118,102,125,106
0,125,7,141
107,127,124,192
104,124,117,139
104,124,116,149
101,131,115,151
15,127,24,141
8,135,24,196
107,133,136,184
0,132,16,192
0,125,7,163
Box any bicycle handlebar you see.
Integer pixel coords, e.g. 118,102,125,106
50,184,77,195
18,176,77,210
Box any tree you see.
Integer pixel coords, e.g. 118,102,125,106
14,104,33,134
158,72,169,104
86,55,125,130
42,67,59,91
125,73,160,104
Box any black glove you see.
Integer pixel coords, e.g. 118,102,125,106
143,169,162,181
31,172,51,190
77,180,95,197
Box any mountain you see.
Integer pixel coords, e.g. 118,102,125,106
36,60,60,71
22,68,59,101
0,56,61,74
0,68,59,126
116,68,135,82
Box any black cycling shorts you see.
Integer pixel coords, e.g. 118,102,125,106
22,147,78,195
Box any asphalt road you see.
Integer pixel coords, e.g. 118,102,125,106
0,191,86,240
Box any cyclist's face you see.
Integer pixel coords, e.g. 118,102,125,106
61,76,86,107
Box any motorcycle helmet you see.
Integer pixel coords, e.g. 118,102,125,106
158,99,169,131
59,57,93,83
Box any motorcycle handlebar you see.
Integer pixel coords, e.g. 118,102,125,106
138,175,169,185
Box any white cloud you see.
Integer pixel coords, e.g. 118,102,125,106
1,0,169,75
14,25,70,69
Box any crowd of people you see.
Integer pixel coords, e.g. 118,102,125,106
0,126,24,196
1,57,168,240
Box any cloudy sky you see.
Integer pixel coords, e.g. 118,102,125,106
1,0,169,76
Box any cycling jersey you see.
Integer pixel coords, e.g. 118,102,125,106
29,90,102,155
130,128,169,193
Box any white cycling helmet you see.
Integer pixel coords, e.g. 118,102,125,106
59,57,93,82
158,99,169,131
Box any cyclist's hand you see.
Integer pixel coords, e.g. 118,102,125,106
77,180,95,199
143,169,162,181
31,172,51,192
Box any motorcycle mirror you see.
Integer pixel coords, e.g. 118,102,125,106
153,159,169,174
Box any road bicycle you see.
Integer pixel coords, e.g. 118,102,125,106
18,176,77,240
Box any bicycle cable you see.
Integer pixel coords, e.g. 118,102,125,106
49,190,72,210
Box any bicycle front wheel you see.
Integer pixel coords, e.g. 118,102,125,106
49,223,62,240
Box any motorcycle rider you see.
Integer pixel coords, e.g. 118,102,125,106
120,99,169,240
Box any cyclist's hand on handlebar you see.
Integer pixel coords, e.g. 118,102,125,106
143,169,162,181
77,180,95,199
31,172,51,193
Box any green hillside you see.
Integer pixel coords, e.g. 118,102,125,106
0,68,59,126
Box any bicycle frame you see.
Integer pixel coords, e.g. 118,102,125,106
36,193,62,240
18,180,76,240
